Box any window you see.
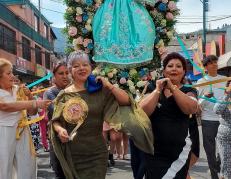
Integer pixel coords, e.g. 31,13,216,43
22,37,31,61
45,52,50,69
44,23,48,39
34,14,39,32
0,23,16,54
35,45,42,65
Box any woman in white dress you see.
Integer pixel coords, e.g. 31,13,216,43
0,58,50,179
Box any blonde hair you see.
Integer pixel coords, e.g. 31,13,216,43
0,58,12,78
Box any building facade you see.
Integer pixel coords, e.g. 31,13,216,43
0,0,57,82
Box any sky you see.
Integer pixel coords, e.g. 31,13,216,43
31,0,231,33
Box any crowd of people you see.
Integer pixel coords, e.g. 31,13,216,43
0,51,230,179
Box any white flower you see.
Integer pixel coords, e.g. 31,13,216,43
129,85,136,94
73,39,78,46
87,18,92,24
92,68,101,76
112,69,118,75
85,24,92,31
100,71,106,76
66,7,73,13
95,0,102,4
160,19,167,27
113,84,119,88
127,80,134,87
136,81,146,88
167,31,174,39
129,69,137,76
155,39,164,48
76,7,83,15
150,71,158,80
162,0,168,3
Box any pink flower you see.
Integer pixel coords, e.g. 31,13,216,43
95,3,100,9
168,1,177,11
160,52,168,61
166,12,174,21
83,39,90,47
68,26,77,37
84,48,90,54
119,78,127,85
76,15,82,23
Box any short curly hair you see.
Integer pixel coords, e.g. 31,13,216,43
0,58,12,78
162,52,187,72
162,52,187,82
67,51,90,70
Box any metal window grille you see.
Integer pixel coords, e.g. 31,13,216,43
45,51,50,69
35,45,42,65
0,23,16,54
22,36,31,61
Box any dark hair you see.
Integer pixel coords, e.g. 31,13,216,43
15,75,23,82
163,52,187,72
227,80,231,87
203,55,218,66
53,61,67,74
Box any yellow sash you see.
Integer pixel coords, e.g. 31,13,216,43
16,87,44,156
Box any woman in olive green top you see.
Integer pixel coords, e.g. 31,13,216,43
51,51,153,179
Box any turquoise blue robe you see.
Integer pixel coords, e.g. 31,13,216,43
93,0,156,66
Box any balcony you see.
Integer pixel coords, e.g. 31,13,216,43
0,2,53,50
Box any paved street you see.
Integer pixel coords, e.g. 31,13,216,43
37,127,210,179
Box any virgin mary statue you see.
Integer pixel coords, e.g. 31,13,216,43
93,0,156,66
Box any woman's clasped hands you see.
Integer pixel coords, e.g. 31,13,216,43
155,77,175,92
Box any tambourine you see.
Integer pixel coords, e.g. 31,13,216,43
63,97,88,124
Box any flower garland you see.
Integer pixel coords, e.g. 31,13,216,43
64,0,179,94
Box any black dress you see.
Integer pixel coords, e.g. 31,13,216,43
144,86,197,179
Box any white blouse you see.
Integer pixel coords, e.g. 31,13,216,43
0,85,21,126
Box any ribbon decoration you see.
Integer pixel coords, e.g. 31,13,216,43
193,50,206,75
27,73,53,89
184,77,231,89
184,77,231,104
176,35,231,104
199,96,231,104
190,77,231,88
176,35,206,76
31,87,50,95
